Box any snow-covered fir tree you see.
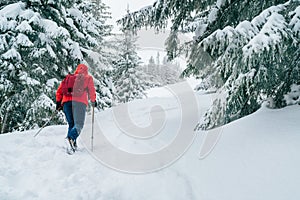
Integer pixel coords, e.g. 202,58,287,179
148,55,156,74
0,0,113,132
118,0,300,129
142,55,160,87
83,0,115,110
161,55,182,85
142,54,182,86
112,26,148,103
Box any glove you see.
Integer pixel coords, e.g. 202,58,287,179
56,101,63,111
91,101,97,108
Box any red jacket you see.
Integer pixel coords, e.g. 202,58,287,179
56,64,96,106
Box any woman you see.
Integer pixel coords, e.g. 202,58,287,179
56,64,97,150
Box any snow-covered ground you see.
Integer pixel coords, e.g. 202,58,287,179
1,81,300,200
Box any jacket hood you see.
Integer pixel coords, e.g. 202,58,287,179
74,64,88,75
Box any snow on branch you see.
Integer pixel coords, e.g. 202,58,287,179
284,84,300,105
117,0,203,32
289,5,300,37
0,2,25,19
195,1,300,130
1,48,21,61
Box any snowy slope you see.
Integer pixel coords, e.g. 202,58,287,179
1,82,300,200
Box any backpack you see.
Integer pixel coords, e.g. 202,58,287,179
61,73,87,97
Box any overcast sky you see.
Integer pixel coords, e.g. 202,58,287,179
102,0,156,32
101,0,188,68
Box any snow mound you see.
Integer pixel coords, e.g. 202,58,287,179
1,87,300,200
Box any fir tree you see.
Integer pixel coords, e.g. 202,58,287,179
145,55,161,87
161,58,182,85
112,23,148,103
143,54,182,86
118,0,300,129
148,56,155,72
0,0,113,132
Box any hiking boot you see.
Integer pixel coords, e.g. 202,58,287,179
73,141,77,150
67,137,76,151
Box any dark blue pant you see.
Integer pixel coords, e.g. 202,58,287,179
63,101,86,141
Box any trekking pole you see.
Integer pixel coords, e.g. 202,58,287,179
91,106,95,152
34,110,57,137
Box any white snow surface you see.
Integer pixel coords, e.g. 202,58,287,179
1,82,300,200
